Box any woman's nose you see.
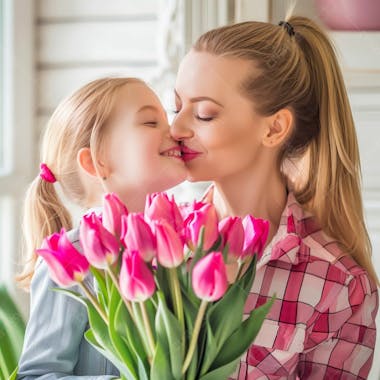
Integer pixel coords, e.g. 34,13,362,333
170,114,194,141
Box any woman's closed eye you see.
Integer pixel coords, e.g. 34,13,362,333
196,115,214,122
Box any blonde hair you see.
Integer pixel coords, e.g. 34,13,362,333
194,16,379,285
18,77,143,290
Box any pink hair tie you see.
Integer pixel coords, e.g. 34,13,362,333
39,163,57,183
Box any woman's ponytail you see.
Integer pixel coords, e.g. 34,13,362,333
287,16,378,285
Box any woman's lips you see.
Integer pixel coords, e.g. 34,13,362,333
181,146,202,162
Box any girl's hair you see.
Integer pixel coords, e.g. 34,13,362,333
17,77,143,290
194,16,379,285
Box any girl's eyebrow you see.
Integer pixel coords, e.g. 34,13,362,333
174,90,224,108
137,105,158,113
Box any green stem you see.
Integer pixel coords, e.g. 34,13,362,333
132,302,153,365
106,265,136,324
78,282,108,323
169,268,184,326
182,299,208,375
139,301,155,357
169,267,185,354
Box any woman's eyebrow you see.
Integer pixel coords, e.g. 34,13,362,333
174,90,224,108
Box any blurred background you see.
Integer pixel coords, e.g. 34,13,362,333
0,0,379,378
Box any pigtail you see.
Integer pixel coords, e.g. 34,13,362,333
17,175,72,291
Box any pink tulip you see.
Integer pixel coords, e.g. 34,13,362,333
145,192,183,233
102,193,128,237
184,203,219,251
192,252,228,301
154,220,184,268
218,217,244,260
36,229,89,287
242,216,270,260
119,250,156,302
80,212,120,269
178,199,207,220
123,213,156,262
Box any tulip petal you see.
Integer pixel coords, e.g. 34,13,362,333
192,252,228,301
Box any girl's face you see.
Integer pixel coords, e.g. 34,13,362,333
103,82,186,200
171,50,270,182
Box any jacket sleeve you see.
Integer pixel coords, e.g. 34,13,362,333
17,259,116,380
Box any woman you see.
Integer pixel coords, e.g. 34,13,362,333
171,16,379,379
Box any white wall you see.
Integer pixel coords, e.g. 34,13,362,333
35,0,160,139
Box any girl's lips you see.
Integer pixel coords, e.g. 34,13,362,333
160,146,182,159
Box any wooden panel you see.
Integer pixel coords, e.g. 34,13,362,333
37,0,158,20
331,32,380,71
235,0,270,22
37,22,158,64
37,66,158,111
355,111,380,190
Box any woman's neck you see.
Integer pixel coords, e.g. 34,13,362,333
212,167,288,243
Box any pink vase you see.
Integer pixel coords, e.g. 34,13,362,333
315,0,380,30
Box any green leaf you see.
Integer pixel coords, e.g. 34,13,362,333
151,340,175,380
205,256,257,351
221,242,229,263
0,320,15,378
57,288,137,379
90,267,108,309
182,298,198,380
156,292,184,379
239,255,257,292
199,320,218,376
84,329,137,380
198,359,239,380
155,265,172,309
108,285,137,368
207,234,222,253
8,366,18,380
211,296,275,369
115,300,148,369
0,286,25,377
206,287,246,351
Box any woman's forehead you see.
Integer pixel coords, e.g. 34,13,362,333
176,50,252,96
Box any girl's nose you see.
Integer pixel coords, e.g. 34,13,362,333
170,115,194,141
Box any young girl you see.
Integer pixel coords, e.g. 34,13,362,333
171,16,379,379
17,77,186,377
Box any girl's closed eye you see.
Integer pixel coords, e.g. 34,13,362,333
143,120,158,127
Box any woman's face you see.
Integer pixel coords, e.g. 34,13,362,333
104,82,186,198
171,50,270,182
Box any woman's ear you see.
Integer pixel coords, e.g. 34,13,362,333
262,108,293,148
77,147,98,178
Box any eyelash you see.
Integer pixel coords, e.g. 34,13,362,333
172,110,213,122
144,121,158,127
196,116,213,122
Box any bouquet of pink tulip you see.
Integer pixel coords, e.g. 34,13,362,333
37,192,274,380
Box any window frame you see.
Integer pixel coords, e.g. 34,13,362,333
0,0,34,308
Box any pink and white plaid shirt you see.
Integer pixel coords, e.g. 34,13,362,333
215,191,378,380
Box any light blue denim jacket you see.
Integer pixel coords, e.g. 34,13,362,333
17,228,120,379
